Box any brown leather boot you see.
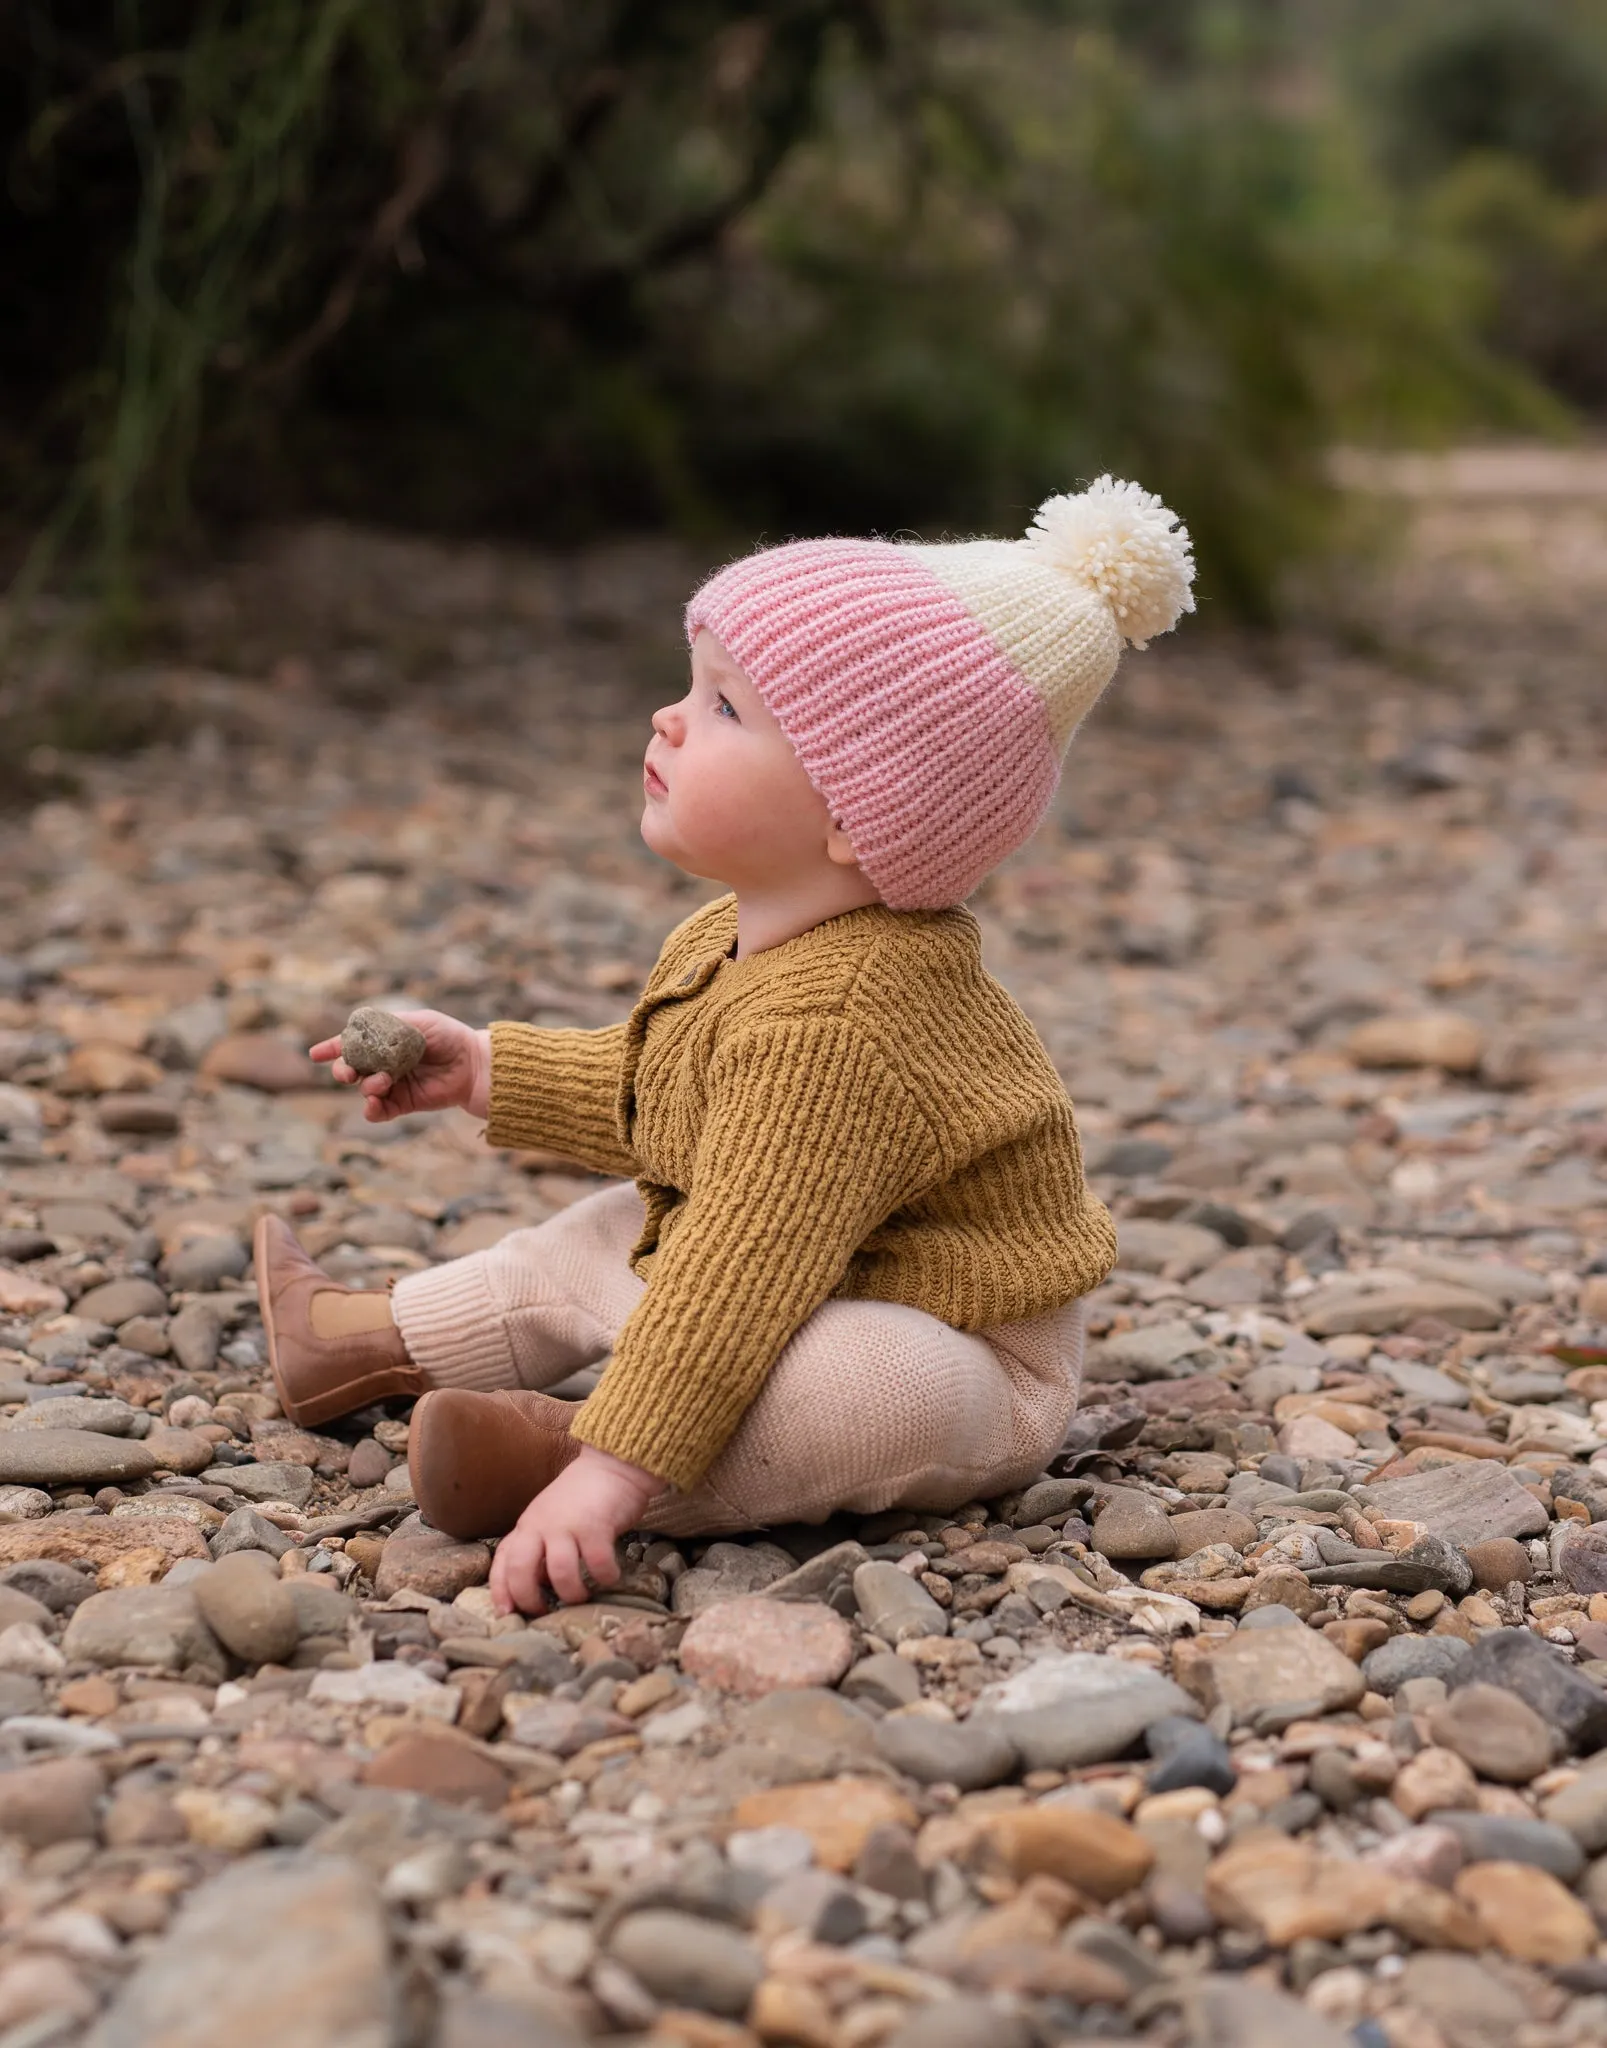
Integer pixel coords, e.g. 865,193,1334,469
408,1388,582,1540
254,1214,429,1428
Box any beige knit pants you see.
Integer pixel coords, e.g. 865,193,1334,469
391,1182,1085,1538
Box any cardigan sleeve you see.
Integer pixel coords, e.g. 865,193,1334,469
569,1017,940,1490
483,1019,637,1178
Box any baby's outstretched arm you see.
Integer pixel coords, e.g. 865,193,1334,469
311,1009,490,1124
490,1446,664,1615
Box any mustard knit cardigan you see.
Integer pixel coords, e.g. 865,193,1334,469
485,895,1116,1490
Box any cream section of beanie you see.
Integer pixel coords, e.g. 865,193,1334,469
907,475,1195,751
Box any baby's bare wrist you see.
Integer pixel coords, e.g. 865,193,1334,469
466,1028,493,1119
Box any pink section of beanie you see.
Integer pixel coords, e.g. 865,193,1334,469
686,539,1059,909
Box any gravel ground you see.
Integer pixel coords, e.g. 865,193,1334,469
0,474,1605,2048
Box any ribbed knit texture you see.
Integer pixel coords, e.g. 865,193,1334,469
684,481,1193,909
483,895,1117,1490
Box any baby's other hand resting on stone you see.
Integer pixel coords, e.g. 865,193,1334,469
490,1446,664,1616
310,1009,491,1124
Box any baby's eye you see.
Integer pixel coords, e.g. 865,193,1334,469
715,694,738,720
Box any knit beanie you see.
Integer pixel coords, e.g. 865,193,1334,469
685,476,1195,909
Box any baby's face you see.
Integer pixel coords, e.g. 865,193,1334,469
641,630,853,890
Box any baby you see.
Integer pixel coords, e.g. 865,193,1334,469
254,478,1194,1615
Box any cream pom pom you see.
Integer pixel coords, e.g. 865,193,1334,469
1023,475,1195,648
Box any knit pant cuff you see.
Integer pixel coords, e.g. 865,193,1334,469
391,1258,523,1392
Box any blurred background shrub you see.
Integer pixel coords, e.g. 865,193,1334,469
2,0,1603,623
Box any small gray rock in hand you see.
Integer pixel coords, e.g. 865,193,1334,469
340,1005,428,1081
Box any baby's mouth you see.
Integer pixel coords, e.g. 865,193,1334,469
643,760,667,797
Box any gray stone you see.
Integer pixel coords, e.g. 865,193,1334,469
0,1428,157,1488
1551,1468,1607,1524
1238,1604,1303,1630
165,1237,250,1292
1092,1489,1178,1560
433,1989,585,2048
1361,1461,1549,1545
1063,1914,1169,1992
1394,1952,1532,2048
756,1867,868,1945
852,1560,948,1643
286,1576,358,1643
976,1651,1195,1771
1451,1629,1607,1753
0,1670,46,1716
204,1461,315,1506
607,1909,763,2018
1307,1535,1472,1598
194,1552,300,1664
1429,1682,1553,1785
168,1298,227,1369
1361,1635,1471,1694
1239,1361,1321,1409
1147,1716,1237,1795
1085,1320,1216,1382
874,1713,1018,1790
1437,1810,1587,1882
1542,1762,1607,1854
739,1688,879,1775
87,1851,395,2048
670,1539,794,1618
62,1585,226,1680
211,1505,296,1560
1115,1220,1226,1276
2,1396,144,1436
0,1559,96,1611
840,1652,921,1710
340,1007,427,1081
1378,1358,1470,1407
1559,1526,1607,1596
884,2000,1033,2048
1186,1976,1353,2048
0,1755,104,1846
1303,1282,1500,1337
1194,1628,1367,1719
763,1540,869,1603
72,1278,168,1326
1013,1478,1093,1525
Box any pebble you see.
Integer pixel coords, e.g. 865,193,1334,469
1436,1811,1586,1882
308,1661,459,1721
361,1733,510,1808
173,1787,278,1852
1091,1490,1178,1559
72,1278,168,1326
1360,1635,1472,1694
851,1559,949,1642
883,2000,1033,2048
984,1803,1154,1900
976,1651,1196,1771
204,1461,314,1507
1558,1524,1607,1595
1146,1715,1237,1794
732,1778,917,1872
679,1595,853,1697
0,1429,157,1488
1451,1628,1607,1752
0,1485,53,1521
62,1584,225,1679
1391,1745,1479,1820
165,1236,249,1291
372,1517,490,1599
1428,1682,1553,1784
1167,1508,1258,1555
1540,1763,1607,1854
1394,1953,1529,2048
211,1505,296,1559
90,1850,394,2047
1452,1860,1597,1964
1188,1976,1355,2048
143,1426,214,1474
840,1650,921,1709
606,1909,764,2016
0,1756,104,1847
1363,1462,1549,1545
346,1438,392,1489
1303,1280,1499,1336
1185,1626,1365,1719
193,1552,301,1664
340,1006,428,1080
1463,1536,1533,1590
874,1712,1018,1789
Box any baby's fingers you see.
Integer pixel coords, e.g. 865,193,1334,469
579,1527,622,1594
544,1532,589,1607
309,1037,342,1064
496,1531,550,1617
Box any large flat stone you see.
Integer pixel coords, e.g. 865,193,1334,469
1180,1627,1365,1720
1302,1283,1501,1337
0,1514,208,1578
974,1652,1195,1771
1362,1463,1549,1547
88,1852,394,2048
62,1584,225,1680
0,1430,156,1489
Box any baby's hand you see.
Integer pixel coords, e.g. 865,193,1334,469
490,1446,664,1616
310,1010,490,1124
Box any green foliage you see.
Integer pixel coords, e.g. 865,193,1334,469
0,0,1583,630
